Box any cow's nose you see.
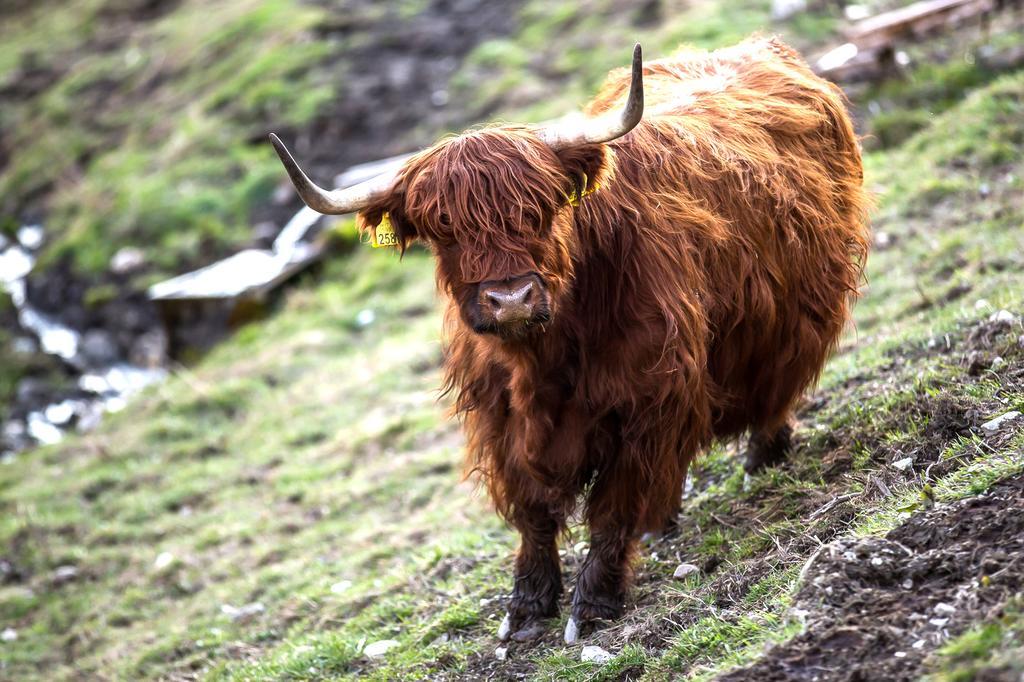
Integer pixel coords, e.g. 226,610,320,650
479,276,538,324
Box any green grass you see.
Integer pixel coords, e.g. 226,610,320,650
1,0,332,278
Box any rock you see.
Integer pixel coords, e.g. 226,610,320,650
153,552,175,570
892,457,914,472
771,0,806,20
431,89,449,107
934,602,956,615
109,247,146,275
221,602,265,621
494,645,508,661
844,4,870,20
581,645,614,663
330,580,352,594
16,378,48,406
0,246,33,285
17,225,44,250
53,565,79,583
44,400,79,426
27,412,62,446
355,309,376,328
989,309,1017,324
673,563,700,580
251,221,279,249
981,411,1021,433
272,181,295,205
80,329,120,367
1,627,16,642
12,336,37,355
364,639,400,658
128,328,168,368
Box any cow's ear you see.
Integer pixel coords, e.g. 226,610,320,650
554,144,613,204
357,196,417,252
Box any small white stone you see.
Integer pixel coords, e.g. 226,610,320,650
364,639,400,658
330,580,352,595
581,645,614,664
44,401,78,426
894,651,906,658
673,563,700,580
892,457,914,471
981,411,1021,433
844,4,869,20
930,617,949,627
494,645,508,661
153,552,175,570
989,309,1017,324
53,565,78,582
17,225,44,250
109,247,146,274
355,309,376,328
220,602,265,621
1,628,16,642
974,299,991,310
902,579,913,589
870,557,884,566
934,603,956,615
912,639,926,649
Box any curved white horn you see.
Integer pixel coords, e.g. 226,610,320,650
269,133,396,215
538,43,644,150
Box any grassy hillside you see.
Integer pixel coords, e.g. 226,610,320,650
2,1,1024,681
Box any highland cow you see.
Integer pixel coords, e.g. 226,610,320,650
270,36,869,643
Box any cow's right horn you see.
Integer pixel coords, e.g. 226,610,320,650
269,133,396,215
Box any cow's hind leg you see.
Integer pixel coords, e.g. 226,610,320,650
498,500,565,642
743,420,794,474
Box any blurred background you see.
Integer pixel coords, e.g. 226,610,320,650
2,1,1023,680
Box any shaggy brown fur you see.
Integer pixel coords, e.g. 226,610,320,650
357,36,869,638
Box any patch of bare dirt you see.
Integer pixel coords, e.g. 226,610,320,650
720,474,1024,681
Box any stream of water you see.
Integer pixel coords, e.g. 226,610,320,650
1,227,167,458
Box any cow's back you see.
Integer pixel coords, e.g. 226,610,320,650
587,36,870,436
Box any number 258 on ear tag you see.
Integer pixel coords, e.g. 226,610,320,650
372,213,398,248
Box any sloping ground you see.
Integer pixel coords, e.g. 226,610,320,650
1,48,1023,680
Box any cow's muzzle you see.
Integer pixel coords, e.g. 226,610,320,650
473,274,550,335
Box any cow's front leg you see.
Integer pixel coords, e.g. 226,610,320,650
498,500,564,642
566,431,687,643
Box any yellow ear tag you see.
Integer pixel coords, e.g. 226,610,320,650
569,173,599,207
371,213,398,248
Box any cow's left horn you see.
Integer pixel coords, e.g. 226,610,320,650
269,133,396,215
538,43,644,150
